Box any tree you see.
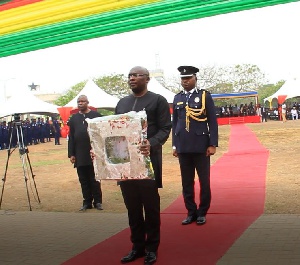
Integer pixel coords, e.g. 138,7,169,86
165,64,266,94
165,65,234,94
258,80,285,104
94,74,130,98
229,64,267,92
54,81,86,106
199,65,235,94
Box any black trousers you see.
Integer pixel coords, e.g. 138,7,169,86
120,179,160,253
76,165,102,206
262,113,267,122
178,153,211,217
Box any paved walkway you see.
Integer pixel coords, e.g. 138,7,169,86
1,210,299,265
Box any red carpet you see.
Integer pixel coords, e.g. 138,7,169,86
63,124,269,265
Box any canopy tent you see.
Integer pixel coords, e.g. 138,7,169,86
0,89,59,118
212,91,258,104
0,0,298,58
263,78,300,104
148,78,175,104
64,79,119,109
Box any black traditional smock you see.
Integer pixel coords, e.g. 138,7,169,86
68,110,101,167
115,91,171,188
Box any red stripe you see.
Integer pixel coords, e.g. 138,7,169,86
0,0,43,12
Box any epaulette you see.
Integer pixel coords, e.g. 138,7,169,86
200,89,211,95
176,91,185,95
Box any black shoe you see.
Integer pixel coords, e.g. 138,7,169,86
196,216,206,225
94,203,103,210
79,204,92,211
121,250,145,263
182,215,196,225
144,252,157,265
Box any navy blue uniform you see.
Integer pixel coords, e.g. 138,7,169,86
31,121,38,145
40,120,46,143
2,122,9,149
53,119,61,145
172,89,218,217
0,123,3,149
45,119,51,141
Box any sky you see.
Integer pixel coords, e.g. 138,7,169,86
0,1,300,100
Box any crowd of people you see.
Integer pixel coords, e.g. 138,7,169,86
216,102,257,117
261,102,300,121
215,101,300,122
0,117,62,150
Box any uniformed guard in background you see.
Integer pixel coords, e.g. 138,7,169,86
2,121,9,149
172,66,218,226
45,117,51,142
31,118,38,145
40,118,46,143
53,118,61,145
0,121,4,150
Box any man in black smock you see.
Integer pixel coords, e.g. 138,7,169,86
115,66,171,265
68,95,103,211
172,66,218,226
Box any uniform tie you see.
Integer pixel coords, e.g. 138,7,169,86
186,92,191,103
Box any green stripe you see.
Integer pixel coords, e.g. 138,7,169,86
0,0,13,5
0,0,299,57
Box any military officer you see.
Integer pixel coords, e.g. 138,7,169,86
2,121,9,149
172,66,218,225
53,118,61,145
31,118,38,145
0,121,3,150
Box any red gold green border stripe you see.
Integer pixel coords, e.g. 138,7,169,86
1,0,299,58
0,0,161,35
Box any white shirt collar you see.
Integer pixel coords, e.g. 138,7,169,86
185,88,196,94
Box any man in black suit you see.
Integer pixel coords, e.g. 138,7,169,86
261,104,268,122
172,66,218,226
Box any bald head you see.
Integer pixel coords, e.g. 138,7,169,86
128,66,150,96
77,95,89,113
129,66,150,76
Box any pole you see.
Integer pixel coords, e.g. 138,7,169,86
1,78,16,102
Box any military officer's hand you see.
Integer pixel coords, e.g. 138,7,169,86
139,139,150,156
173,150,178,157
70,156,76,164
206,146,216,156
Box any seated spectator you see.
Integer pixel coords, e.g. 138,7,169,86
291,106,298,120
273,109,279,120
232,104,239,117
